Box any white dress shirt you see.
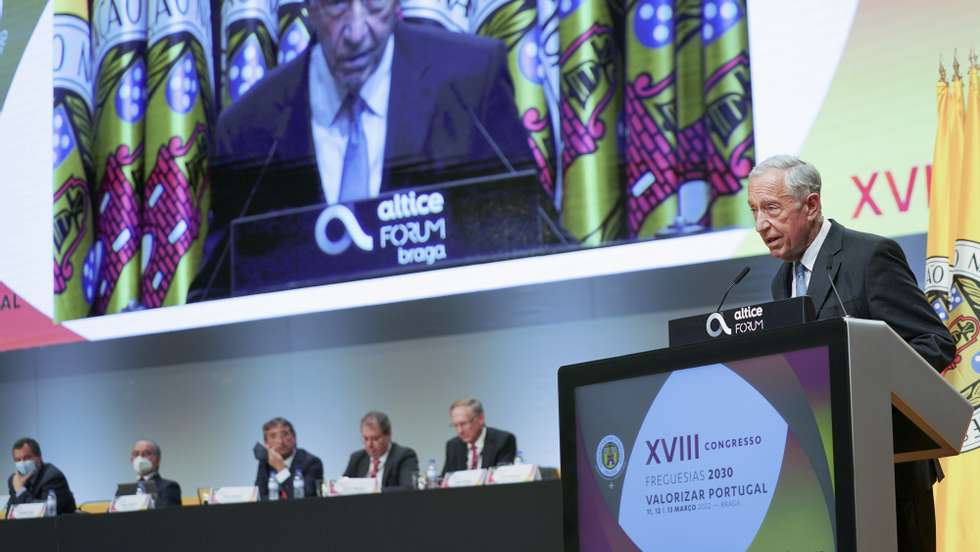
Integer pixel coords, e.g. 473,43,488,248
368,448,389,480
793,218,832,297
273,452,295,484
308,38,393,204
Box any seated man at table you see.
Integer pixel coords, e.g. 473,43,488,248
129,439,182,508
5,437,76,514
255,417,323,499
343,411,418,490
442,398,517,475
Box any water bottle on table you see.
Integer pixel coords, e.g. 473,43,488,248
268,472,279,501
293,469,305,499
425,459,438,489
45,489,57,517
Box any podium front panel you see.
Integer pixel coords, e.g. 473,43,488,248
558,320,856,551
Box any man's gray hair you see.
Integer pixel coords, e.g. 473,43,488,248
749,155,822,202
135,439,162,459
450,397,484,416
361,411,392,435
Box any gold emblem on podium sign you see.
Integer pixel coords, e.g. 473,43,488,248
595,434,625,479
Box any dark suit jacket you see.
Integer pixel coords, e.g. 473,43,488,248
254,447,324,500
141,473,182,509
342,442,419,490
6,462,76,514
442,426,517,475
190,21,533,300
771,219,955,501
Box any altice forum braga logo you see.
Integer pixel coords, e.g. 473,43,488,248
705,312,732,337
315,205,374,256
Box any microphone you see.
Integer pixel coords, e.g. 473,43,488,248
825,259,850,318
448,81,516,174
197,104,294,300
716,266,750,313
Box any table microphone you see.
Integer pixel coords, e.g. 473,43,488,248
826,259,850,317
717,266,751,313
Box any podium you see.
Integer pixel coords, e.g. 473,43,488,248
228,169,568,296
558,315,971,551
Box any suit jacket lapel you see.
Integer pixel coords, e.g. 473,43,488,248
279,48,322,205
772,263,791,300
807,221,844,317
481,430,495,468
382,444,398,486
383,23,434,191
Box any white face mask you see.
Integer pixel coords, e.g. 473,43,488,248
132,456,154,477
15,459,36,476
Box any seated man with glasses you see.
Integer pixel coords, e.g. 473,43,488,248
442,397,517,475
342,411,418,490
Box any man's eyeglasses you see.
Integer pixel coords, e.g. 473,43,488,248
450,417,477,430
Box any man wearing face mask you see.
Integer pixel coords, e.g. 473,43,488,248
129,439,182,508
191,0,535,300
5,437,76,515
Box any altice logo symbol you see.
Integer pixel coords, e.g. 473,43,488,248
706,312,732,337
315,205,374,256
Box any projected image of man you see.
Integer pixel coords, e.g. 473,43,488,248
747,155,955,552
192,0,533,300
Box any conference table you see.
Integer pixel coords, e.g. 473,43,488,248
1,480,563,550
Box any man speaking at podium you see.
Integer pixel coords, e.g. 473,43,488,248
191,0,533,300
747,155,955,552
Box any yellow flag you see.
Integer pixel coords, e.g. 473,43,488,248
934,54,980,552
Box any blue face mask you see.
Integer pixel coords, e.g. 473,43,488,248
15,459,36,476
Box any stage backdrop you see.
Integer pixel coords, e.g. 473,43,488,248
0,0,977,351
0,236,931,506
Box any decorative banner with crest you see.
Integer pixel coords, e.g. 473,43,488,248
90,0,149,315
141,0,214,308
556,0,624,245
472,0,557,196
220,0,278,106
275,0,312,65
53,0,96,322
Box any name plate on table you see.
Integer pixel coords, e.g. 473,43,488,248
7,503,46,519
110,494,152,512
230,169,564,296
326,477,380,496
210,486,258,504
487,464,540,485
668,297,815,347
442,469,488,488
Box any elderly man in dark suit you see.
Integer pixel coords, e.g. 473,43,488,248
343,411,418,490
442,397,517,475
129,439,182,508
6,437,76,515
255,417,324,500
747,155,955,552
190,0,533,300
